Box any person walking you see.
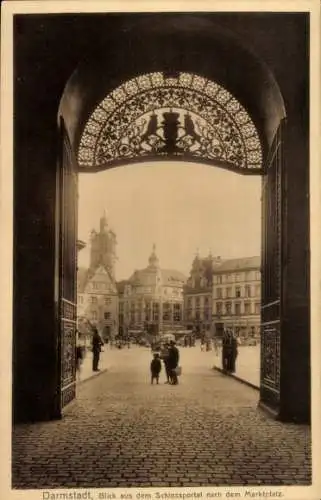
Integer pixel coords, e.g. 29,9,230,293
168,340,180,385
92,327,104,372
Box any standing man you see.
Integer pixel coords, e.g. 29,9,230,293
168,340,180,385
229,332,238,373
92,327,104,372
222,330,230,372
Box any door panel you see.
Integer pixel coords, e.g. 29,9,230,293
58,118,78,410
260,121,283,411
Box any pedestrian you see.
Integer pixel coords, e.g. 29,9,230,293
168,340,180,385
92,327,104,372
150,352,162,384
160,342,171,384
75,331,84,380
213,336,219,356
222,330,231,371
229,332,238,373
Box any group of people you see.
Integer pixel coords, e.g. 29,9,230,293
150,340,180,385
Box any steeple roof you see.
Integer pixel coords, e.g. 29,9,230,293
148,243,159,268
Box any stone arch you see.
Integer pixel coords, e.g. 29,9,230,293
58,16,286,169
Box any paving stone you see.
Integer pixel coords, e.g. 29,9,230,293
12,346,311,488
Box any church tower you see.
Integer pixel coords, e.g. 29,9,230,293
89,210,117,278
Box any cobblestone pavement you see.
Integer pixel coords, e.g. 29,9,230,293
12,346,311,488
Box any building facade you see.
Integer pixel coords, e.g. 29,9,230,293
212,256,261,339
117,245,187,337
77,212,119,343
184,253,222,335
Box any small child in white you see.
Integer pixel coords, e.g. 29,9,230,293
150,352,162,384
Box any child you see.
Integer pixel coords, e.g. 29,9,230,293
150,352,162,384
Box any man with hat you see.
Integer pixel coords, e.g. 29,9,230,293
168,340,180,385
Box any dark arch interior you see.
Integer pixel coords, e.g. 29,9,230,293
58,14,286,163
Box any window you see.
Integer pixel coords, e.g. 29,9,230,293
91,296,97,304
204,309,209,321
255,303,260,315
225,302,232,315
245,285,252,298
217,275,222,284
226,287,232,298
216,288,222,299
255,285,260,297
235,286,241,298
91,311,97,320
196,297,200,307
255,271,260,280
187,298,192,309
235,273,241,282
204,297,209,305
173,303,181,322
244,302,251,314
235,303,241,316
216,302,222,315
78,295,83,304
104,312,111,320
105,297,112,305
163,302,171,321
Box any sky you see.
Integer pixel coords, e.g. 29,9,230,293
77,162,261,280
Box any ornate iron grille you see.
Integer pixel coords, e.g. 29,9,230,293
78,72,263,173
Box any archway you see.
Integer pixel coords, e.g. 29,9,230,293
57,58,287,416
12,13,309,424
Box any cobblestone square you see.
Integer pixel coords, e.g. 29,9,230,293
12,346,311,488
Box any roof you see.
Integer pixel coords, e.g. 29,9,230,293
128,267,187,285
214,256,260,273
77,265,116,293
161,269,187,284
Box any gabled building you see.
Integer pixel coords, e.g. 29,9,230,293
77,212,119,342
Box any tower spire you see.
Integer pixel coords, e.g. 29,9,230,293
148,243,159,268
100,209,108,232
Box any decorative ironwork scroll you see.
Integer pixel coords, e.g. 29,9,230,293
78,72,263,173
